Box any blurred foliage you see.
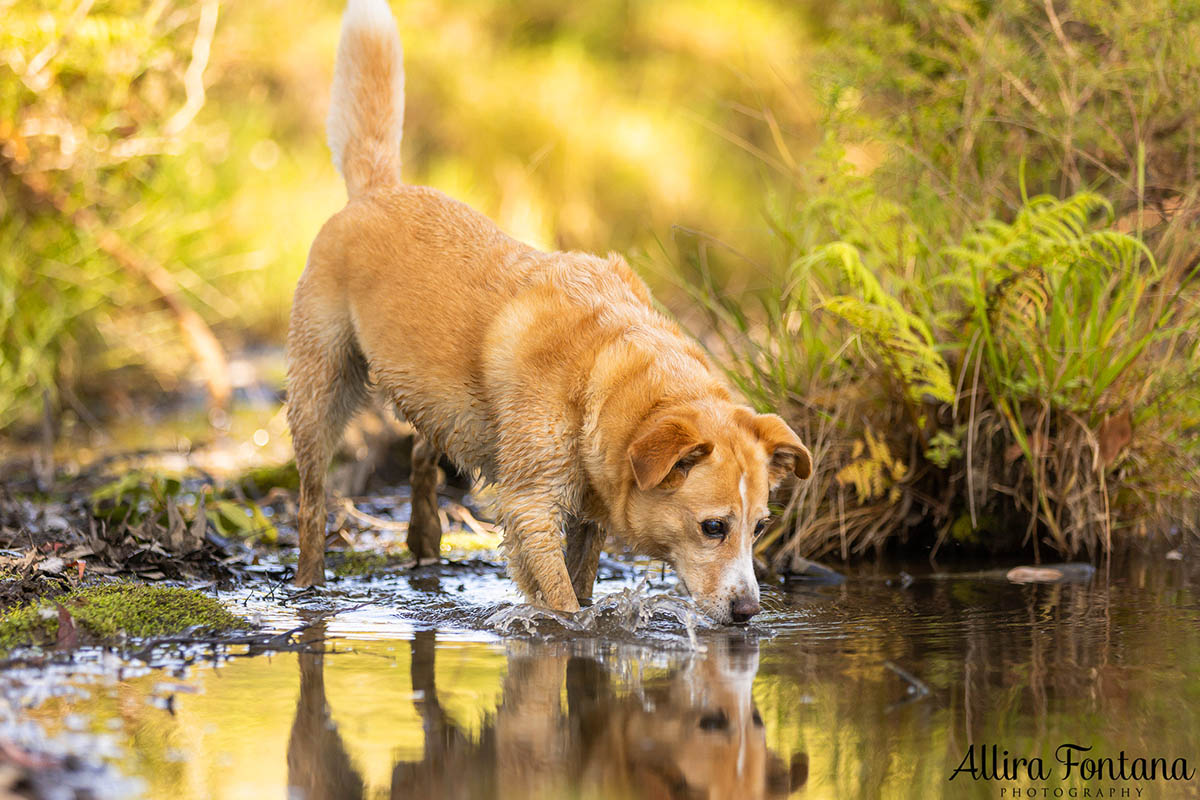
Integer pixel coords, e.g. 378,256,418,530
808,0,1200,227
3,0,1198,556
1,0,814,432
90,469,278,544
688,0,1200,559
2,0,241,428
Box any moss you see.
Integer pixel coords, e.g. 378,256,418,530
237,462,300,499
328,551,395,577
0,584,246,652
0,602,58,652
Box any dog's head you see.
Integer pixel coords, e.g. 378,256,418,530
623,403,811,624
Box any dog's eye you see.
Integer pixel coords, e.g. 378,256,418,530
700,519,727,539
754,518,769,537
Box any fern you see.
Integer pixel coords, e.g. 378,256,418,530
836,428,907,504
819,243,955,406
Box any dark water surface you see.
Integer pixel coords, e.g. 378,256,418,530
13,557,1200,799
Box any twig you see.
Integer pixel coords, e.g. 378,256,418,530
165,0,220,136
339,498,408,532
884,660,931,711
446,502,497,536
22,0,96,90
1042,0,1078,61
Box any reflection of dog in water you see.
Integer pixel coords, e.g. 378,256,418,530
286,631,806,800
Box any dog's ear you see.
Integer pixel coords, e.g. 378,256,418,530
754,413,812,483
628,415,713,491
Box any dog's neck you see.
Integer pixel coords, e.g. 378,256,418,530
578,334,731,534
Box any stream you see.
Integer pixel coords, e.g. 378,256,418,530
2,553,1198,799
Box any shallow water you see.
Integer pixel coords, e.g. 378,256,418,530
7,556,1200,800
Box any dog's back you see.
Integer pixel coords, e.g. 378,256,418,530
297,0,709,477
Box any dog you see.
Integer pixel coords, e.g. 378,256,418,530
286,0,812,623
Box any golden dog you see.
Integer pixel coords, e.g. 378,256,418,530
287,0,812,623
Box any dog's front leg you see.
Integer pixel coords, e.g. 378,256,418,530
565,520,606,604
501,499,580,613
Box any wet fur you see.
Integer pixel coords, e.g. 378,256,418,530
287,0,812,622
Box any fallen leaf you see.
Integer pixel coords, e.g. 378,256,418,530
60,546,94,560
14,550,38,574
36,556,65,575
190,493,208,546
166,495,186,552
1097,409,1133,469
55,604,77,648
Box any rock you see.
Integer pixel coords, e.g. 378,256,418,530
1005,562,1096,584
780,554,845,585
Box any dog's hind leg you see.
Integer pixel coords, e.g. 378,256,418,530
287,308,370,587
565,520,605,605
407,433,443,565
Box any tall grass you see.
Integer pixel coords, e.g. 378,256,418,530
680,1,1200,560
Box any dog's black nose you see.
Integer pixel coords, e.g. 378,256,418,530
730,596,761,623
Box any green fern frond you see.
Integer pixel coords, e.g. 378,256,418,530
823,242,936,344
821,244,955,406
836,428,908,504
988,265,1050,335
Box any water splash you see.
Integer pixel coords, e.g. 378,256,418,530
484,575,716,649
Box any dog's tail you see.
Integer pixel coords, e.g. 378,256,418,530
327,0,404,198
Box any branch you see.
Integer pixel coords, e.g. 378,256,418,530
164,0,220,137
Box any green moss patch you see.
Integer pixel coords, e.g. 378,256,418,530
0,584,247,652
237,462,300,498
328,550,399,577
